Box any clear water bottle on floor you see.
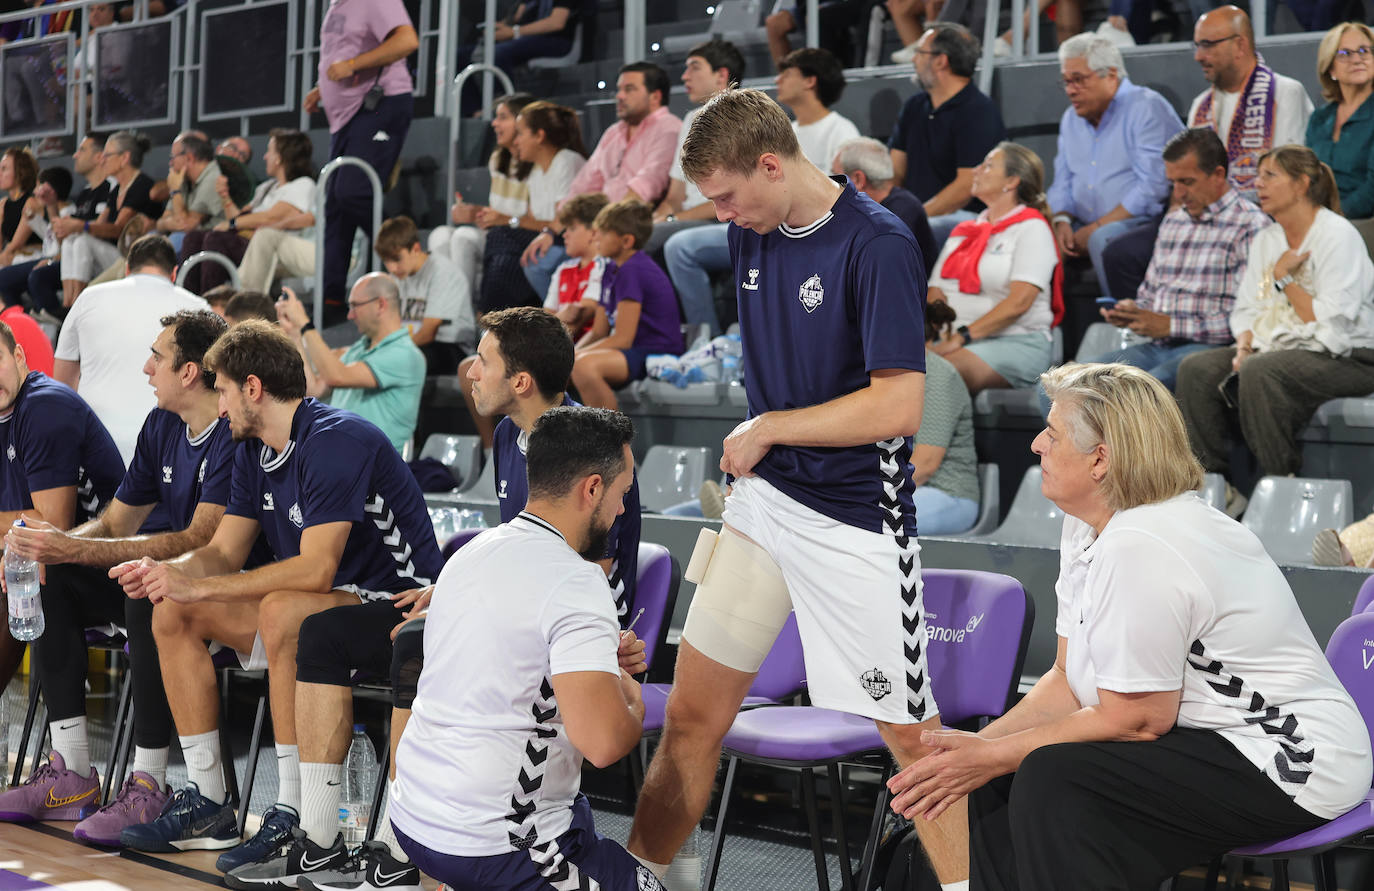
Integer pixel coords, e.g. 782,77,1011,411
6,521,43,641
663,824,703,890
339,724,378,844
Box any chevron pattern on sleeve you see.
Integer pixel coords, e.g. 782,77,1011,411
365,492,432,587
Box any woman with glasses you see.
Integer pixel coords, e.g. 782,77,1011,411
1307,22,1374,218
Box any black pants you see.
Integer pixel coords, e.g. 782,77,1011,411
296,598,405,688
1100,219,1161,305
32,563,172,749
969,728,1327,891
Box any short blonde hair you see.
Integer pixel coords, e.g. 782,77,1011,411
1041,363,1203,512
680,88,802,184
1316,21,1374,103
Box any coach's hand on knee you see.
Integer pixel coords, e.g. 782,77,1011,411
888,730,1003,821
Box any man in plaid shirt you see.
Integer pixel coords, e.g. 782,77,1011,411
1084,128,1269,389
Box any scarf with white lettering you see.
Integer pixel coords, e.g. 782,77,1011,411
1191,63,1277,199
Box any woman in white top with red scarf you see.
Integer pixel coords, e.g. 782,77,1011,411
927,142,1063,395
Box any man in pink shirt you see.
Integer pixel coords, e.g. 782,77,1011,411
521,62,682,297
304,0,418,327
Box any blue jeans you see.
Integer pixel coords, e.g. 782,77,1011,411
914,486,979,535
664,224,730,336
521,243,566,302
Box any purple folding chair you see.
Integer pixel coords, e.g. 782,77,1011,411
631,543,680,674
1204,611,1374,891
1353,573,1374,616
440,527,486,561
703,569,1034,891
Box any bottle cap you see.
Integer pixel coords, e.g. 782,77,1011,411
353,724,365,732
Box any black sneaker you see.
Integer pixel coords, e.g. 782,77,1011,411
298,840,423,890
216,804,299,873
118,782,239,852
223,827,348,890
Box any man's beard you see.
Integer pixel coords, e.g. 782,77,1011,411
579,510,612,562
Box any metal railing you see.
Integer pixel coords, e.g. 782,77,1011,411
447,63,514,207
311,156,383,330
176,250,240,290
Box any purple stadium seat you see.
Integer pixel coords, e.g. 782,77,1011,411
631,543,680,673
1353,574,1374,616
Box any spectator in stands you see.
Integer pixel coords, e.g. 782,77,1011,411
148,131,208,207
477,100,588,316
182,128,315,295
992,0,1082,55
570,199,683,411
1177,146,1374,504
216,136,252,167
832,137,937,272
56,130,163,310
454,0,583,116
927,142,1061,395
306,0,417,327
0,310,234,846
0,148,41,268
0,165,70,309
114,320,441,868
1308,22,1374,219
915,300,980,533
545,193,610,336
1090,129,1270,389
29,136,109,319
521,62,681,299
889,0,934,63
765,0,866,67
897,362,1371,891
889,23,1007,246
775,48,861,171
203,283,233,319
224,290,278,325
155,134,226,249
428,93,536,310
277,275,425,452
649,37,745,255
53,235,207,466
375,215,474,375
1049,34,1182,295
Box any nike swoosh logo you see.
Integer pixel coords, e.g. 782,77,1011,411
299,850,336,871
45,786,96,808
374,866,413,883
325,781,340,787
58,722,80,730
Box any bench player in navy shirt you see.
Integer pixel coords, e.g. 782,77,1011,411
0,310,247,846
277,306,645,891
111,320,443,874
622,88,964,889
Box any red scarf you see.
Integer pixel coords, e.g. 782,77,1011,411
940,206,1065,327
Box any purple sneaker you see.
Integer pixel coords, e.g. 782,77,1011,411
0,752,100,822
73,771,169,846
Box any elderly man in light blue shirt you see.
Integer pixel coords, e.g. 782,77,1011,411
1047,33,1184,295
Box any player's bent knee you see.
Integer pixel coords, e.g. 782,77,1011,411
295,609,355,685
680,528,791,674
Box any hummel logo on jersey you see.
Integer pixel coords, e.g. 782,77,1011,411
288,502,304,528
799,273,825,312
859,667,892,701
5,444,13,461
162,466,173,484
198,459,207,482
498,479,508,499
262,492,275,511
742,267,760,291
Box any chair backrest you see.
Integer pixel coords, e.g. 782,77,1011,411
1050,326,1064,365
983,466,1064,547
961,463,1001,537
526,20,582,69
1353,574,1374,617
633,543,681,672
460,454,499,500
749,612,806,701
440,527,485,561
639,445,714,512
1242,476,1354,566
1074,321,1147,362
711,0,766,33
421,434,483,489
922,569,1035,724
1324,611,1374,756
1197,473,1227,512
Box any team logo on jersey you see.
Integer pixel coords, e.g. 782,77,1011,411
798,273,824,313
859,668,892,701
262,492,275,511
498,479,508,499
198,459,207,482
637,865,666,890
5,444,13,462
288,502,304,528
742,268,760,291
162,466,173,484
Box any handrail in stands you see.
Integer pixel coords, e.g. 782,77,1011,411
447,63,515,212
176,250,241,290
312,156,384,330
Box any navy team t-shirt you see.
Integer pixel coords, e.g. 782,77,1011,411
730,179,926,535
0,371,123,523
117,410,236,533
226,399,442,594
492,398,642,620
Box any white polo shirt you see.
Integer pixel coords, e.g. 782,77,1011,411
390,512,621,855
1056,493,1372,819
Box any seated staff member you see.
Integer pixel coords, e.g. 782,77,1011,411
390,407,662,891
890,362,1372,891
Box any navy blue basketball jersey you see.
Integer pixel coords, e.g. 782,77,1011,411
729,179,926,534
0,372,123,523
117,410,237,533
492,399,642,620
226,399,442,594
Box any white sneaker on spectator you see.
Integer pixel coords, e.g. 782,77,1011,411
993,35,1012,57
891,41,921,63
1311,528,1355,567
1096,19,1136,47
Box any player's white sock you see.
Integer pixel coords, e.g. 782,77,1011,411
941,882,970,891
179,729,226,804
50,716,90,776
299,762,342,846
372,782,408,862
276,743,301,812
631,853,670,879
132,745,169,788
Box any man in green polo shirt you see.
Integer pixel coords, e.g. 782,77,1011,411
276,273,425,451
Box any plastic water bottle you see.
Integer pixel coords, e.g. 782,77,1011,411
663,825,703,890
339,725,378,844
0,684,8,791
6,522,42,641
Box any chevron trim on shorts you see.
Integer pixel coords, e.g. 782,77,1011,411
877,436,926,721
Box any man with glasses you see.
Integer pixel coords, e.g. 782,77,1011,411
1047,33,1182,298
276,274,425,453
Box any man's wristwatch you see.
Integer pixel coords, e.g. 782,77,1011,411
300,321,316,334
1275,273,1294,292
512,23,521,38
665,214,677,223
957,325,974,343
508,216,520,229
